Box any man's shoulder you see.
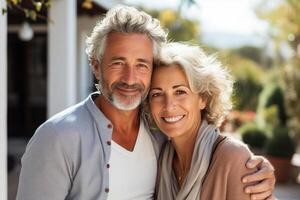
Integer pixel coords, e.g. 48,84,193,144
34,100,93,140
48,100,88,125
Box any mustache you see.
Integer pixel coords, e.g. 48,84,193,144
112,82,144,91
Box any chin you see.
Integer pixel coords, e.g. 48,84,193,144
161,129,182,139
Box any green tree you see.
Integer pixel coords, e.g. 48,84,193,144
258,0,300,145
148,9,200,42
219,51,264,111
2,0,93,21
231,46,272,68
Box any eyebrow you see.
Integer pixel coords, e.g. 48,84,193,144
150,87,162,91
111,56,126,61
150,84,187,91
173,84,186,89
137,58,152,65
110,57,151,65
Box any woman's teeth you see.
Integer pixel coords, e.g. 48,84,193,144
163,115,184,122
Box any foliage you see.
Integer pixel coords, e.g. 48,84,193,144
219,52,264,111
2,0,92,21
225,110,256,131
253,81,295,158
148,9,200,42
239,122,268,149
231,46,271,67
265,125,296,158
284,59,300,144
256,82,287,128
2,0,51,21
257,0,300,147
257,0,300,54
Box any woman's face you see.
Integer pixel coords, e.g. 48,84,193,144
149,65,206,139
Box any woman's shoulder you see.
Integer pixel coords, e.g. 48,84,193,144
214,135,253,164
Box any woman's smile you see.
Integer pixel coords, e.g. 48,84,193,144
162,115,185,123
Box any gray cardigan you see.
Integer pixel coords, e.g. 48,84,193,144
16,93,166,200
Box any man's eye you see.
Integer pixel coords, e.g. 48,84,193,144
111,61,124,66
137,63,149,69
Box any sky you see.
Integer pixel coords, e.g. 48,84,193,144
124,0,274,48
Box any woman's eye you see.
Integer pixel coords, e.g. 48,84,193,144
175,90,186,95
150,93,161,98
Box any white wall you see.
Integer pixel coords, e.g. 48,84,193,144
48,0,77,117
77,17,99,101
0,1,8,199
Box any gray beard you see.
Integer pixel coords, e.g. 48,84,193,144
95,80,148,111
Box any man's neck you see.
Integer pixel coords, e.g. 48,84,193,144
95,95,140,151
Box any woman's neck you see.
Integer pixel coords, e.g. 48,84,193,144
171,124,200,187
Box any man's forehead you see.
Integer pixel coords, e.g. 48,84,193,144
102,32,154,60
106,32,152,42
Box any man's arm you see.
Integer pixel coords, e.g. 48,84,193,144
16,122,72,200
243,155,276,200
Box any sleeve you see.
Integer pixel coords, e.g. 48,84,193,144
16,122,73,200
201,138,257,200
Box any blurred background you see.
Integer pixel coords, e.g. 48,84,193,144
1,0,300,199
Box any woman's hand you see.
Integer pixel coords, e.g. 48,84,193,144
243,155,276,200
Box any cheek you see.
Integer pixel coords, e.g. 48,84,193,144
149,102,156,116
149,102,160,122
140,73,152,85
183,99,200,115
103,71,120,83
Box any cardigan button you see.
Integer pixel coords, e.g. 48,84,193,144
106,141,111,146
106,164,110,168
107,124,113,129
105,188,109,193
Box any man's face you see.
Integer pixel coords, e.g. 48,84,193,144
94,32,154,110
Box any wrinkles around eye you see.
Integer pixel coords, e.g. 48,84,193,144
110,61,125,67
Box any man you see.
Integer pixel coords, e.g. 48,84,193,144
17,5,275,200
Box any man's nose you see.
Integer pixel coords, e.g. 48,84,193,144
122,65,137,85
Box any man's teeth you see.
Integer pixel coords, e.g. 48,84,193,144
163,115,184,122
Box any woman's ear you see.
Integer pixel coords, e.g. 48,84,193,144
198,95,207,110
91,59,101,80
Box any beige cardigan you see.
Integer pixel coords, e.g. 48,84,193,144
200,136,257,200
155,136,256,199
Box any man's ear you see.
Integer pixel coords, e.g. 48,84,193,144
91,59,101,80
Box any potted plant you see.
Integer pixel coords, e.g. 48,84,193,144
239,122,268,155
265,126,296,182
256,82,296,182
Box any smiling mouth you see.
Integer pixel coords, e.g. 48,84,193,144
117,87,140,95
162,115,185,123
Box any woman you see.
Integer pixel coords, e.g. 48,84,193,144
148,42,270,199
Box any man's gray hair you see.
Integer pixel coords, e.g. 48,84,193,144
85,5,167,63
157,42,234,126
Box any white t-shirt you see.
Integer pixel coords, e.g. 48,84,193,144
107,122,157,200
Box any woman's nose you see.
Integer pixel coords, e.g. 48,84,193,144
164,95,176,111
